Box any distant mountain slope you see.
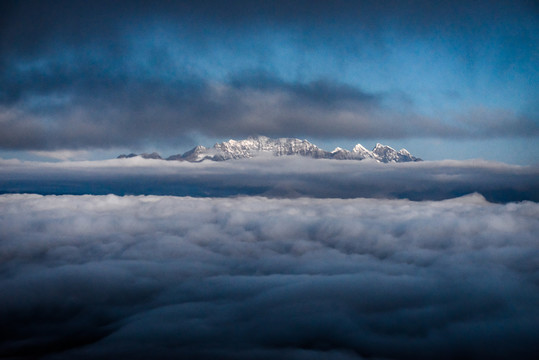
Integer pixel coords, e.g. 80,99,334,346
118,136,422,163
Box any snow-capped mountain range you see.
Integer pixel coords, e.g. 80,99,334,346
118,136,422,163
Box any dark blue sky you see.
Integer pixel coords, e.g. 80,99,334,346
1,0,537,163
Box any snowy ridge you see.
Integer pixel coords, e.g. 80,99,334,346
118,136,422,163
211,136,328,160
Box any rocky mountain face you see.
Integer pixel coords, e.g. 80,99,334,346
118,136,421,163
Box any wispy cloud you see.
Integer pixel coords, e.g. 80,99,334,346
30,149,89,161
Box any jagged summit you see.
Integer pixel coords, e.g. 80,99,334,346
372,143,419,163
352,143,377,160
174,145,209,162
212,136,328,160
117,136,422,163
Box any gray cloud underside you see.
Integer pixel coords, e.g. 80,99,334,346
1,157,538,203
1,193,538,359
2,0,536,52
1,70,536,150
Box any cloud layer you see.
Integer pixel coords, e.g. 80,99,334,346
0,193,538,359
1,157,538,203
1,0,537,150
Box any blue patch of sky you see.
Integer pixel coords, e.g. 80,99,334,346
126,22,537,122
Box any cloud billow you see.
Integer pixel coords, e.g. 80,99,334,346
1,66,537,150
0,193,538,359
0,71,461,149
1,157,538,203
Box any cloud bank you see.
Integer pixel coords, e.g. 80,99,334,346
0,193,538,359
1,157,538,203
1,0,537,150
4,73,535,151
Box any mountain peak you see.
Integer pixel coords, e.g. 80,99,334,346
140,152,162,160
398,148,411,156
352,143,372,154
119,137,422,163
212,136,327,160
372,143,421,163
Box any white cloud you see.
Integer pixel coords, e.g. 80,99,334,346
29,149,90,161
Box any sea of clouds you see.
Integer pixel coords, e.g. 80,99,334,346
1,157,538,202
1,193,538,359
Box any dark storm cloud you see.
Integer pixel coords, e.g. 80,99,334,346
0,73,413,149
1,0,537,150
0,193,538,359
2,0,536,50
1,157,538,203
0,70,536,150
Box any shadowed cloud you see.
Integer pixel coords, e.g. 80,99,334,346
0,193,538,359
1,0,537,151
1,157,538,203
